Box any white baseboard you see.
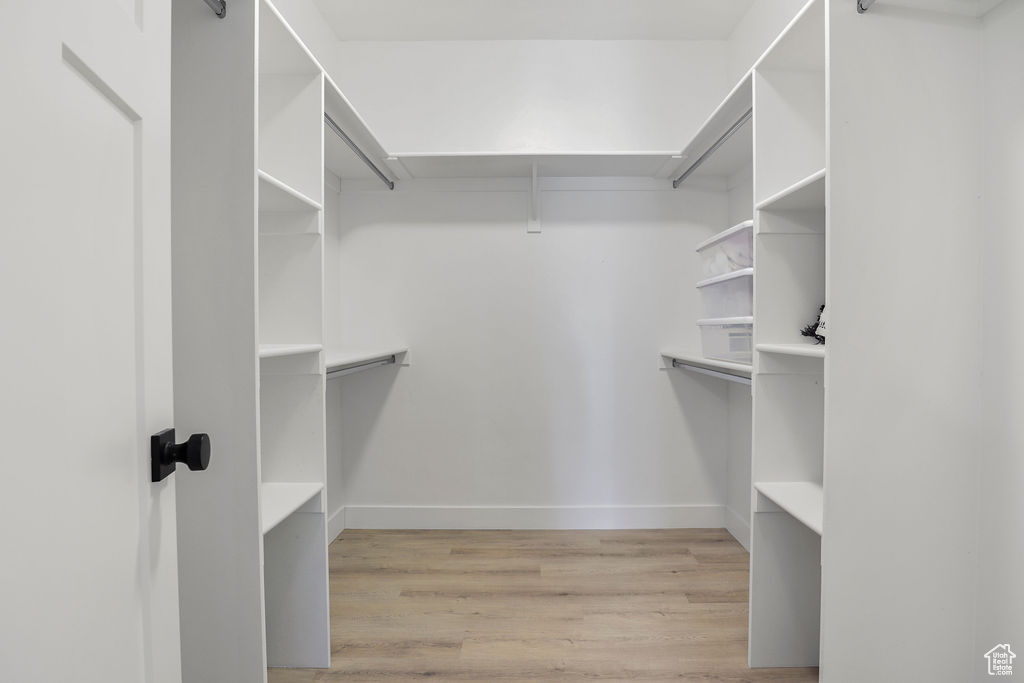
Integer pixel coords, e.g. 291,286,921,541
725,506,751,551
340,504,727,530
327,506,346,542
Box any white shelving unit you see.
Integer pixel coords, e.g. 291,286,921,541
256,0,330,671
748,0,827,670
173,0,407,678
664,66,756,551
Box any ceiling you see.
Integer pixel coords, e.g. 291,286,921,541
312,0,756,42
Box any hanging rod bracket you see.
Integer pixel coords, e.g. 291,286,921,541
857,0,876,12
672,108,752,189
324,112,395,190
204,0,226,18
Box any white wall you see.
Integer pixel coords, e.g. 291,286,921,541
324,182,737,528
976,1,1024,676
272,0,731,154
274,0,810,155
326,40,727,153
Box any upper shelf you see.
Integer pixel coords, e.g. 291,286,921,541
387,152,685,180
669,72,753,186
324,74,397,184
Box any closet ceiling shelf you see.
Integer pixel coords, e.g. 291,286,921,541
670,72,753,189
386,152,686,181
754,481,823,536
261,482,323,535
324,73,397,185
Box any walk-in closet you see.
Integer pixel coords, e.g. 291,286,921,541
2,0,1021,681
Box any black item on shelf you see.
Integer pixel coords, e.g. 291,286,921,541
801,305,826,345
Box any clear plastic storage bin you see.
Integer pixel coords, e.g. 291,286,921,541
696,220,753,278
697,317,754,363
696,267,753,318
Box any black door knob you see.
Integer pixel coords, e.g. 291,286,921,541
151,429,211,482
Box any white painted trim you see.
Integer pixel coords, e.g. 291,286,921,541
327,506,346,542
342,504,727,530
725,506,751,552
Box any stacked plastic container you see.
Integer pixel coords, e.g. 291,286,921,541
695,220,754,363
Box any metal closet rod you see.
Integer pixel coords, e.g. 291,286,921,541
672,107,753,190
672,359,751,385
204,0,226,18
326,355,397,379
324,112,396,190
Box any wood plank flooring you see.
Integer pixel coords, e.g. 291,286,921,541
268,529,819,682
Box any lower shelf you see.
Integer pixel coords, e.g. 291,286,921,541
261,482,323,534
754,481,823,535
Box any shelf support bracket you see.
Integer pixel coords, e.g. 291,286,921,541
203,0,226,18
857,0,876,12
528,162,541,234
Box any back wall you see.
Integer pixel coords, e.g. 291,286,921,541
325,180,735,529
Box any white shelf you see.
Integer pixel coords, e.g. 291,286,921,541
671,72,753,183
259,343,322,359
756,168,826,212
661,349,752,381
261,482,323,535
258,170,323,212
326,346,408,375
389,152,684,180
756,343,825,359
324,74,397,183
755,481,824,536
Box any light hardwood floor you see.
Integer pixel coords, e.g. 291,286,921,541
268,529,818,682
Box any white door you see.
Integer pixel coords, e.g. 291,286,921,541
0,1,183,682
